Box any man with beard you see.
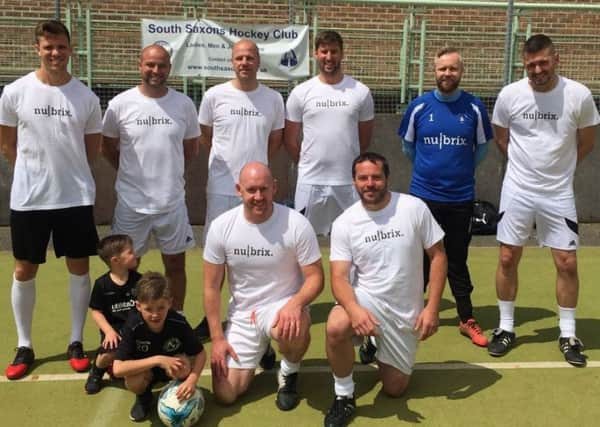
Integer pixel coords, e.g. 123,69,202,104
284,30,374,236
488,34,599,366
398,46,493,348
323,152,446,427
102,44,200,313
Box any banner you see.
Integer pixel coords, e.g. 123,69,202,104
141,19,309,80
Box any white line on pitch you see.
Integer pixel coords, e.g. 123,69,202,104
1,361,597,383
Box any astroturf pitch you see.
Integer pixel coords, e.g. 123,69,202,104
2,246,600,426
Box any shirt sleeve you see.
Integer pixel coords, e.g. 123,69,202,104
272,91,285,130
183,97,201,139
102,101,120,138
358,87,375,122
182,320,204,356
0,86,18,126
285,87,303,123
88,278,104,310
85,95,103,134
417,200,445,250
474,98,494,144
329,216,352,262
197,89,214,126
492,88,510,128
203,217,226,264
294,214,322,266
577,91,600,129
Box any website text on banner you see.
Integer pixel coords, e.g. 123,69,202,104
141,19,309,80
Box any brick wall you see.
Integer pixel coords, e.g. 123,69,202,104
2,1,600,224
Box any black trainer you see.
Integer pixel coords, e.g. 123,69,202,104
84,364,106,394
324,395,356,427
260,343,276,370
129,388,153,422
276,371,299,411
487,328,516,357
193,317,210,342
358,337,377,364
559,336,586,367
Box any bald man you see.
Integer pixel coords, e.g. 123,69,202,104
198,39,284,245
195,39,285,360
203,161,323,410
102,44,200,312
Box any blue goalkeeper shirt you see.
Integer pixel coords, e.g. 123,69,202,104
398,90,493,202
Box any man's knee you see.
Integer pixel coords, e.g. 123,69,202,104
14,261,38,281
381,379,409,398
554,252,577,277
326,307,352,343
498,245,521,272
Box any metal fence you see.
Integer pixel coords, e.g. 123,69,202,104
2,0,600,113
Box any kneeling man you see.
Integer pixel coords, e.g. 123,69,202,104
204,161,323,410
324,152,447,427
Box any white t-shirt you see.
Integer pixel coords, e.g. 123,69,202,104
0,72,102,210
203,203,321,313
198,82,284,196
286,75,374,185
103,87,200,214
330,192,444,326
493,76,600,197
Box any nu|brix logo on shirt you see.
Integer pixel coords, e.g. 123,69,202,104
33,105,72,117
364,229,404,243
233,245,274,257
135,115,173,126
423,133,468,149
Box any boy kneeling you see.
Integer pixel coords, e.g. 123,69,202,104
113,272,206,422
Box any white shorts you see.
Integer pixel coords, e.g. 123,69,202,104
225,296,307,369
112,199,196,257
355,288,418,375
294,183,357,235
497,187,579,250
202,193,241,246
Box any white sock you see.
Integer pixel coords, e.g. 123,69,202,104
11,275,36,348
498,299,515,333
69,273,91,343
279,357,300,377
558,305,576,338
333,373,355,397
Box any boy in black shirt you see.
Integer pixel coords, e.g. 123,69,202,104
113,271,206,422
85,234,140,394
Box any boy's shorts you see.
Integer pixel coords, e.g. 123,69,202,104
497,187,578,250
354,288,418,376
11,206,98,264
112,199,195,256
225,296,308,369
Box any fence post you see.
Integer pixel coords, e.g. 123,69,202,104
502,0,515,86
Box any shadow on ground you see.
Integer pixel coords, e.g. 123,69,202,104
359,364,501,424
439,302,556,332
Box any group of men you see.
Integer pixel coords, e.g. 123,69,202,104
1,18,599,427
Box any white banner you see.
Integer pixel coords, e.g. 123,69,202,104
141,19,309,80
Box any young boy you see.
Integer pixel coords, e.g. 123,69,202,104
85,234,141,394
113,271,206,422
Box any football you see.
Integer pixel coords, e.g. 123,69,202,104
157,380,204,427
